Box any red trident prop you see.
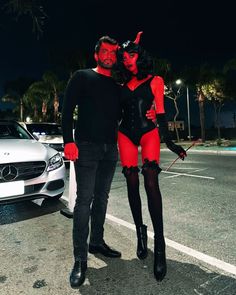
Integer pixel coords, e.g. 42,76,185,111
165,139,200,171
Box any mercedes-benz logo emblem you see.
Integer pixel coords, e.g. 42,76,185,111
2,165,18,181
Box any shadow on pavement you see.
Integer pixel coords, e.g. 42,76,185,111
0,198,66,225
76,252,236,295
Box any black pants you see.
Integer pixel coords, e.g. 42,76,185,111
73,142,118,261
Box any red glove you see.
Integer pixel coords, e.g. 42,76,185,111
64,142,78,161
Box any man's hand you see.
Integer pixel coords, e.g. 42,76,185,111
64,142,79,161
166,142,187,160
146,109,156,122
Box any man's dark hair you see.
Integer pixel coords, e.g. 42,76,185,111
95,36,118,53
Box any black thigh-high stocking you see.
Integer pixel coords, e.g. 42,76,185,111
141,160,165,250
142,159,167,281
122,166,143,227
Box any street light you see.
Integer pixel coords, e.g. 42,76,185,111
176,79,191,141
186,86,191,141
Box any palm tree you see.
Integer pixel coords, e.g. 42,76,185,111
182,64,216,142
24,71,66,122
25,80,51,121
41,71,66,122
2,77,34,121
24,85,44,121
223,58,236,102
2,0,47,38
1,91,23,120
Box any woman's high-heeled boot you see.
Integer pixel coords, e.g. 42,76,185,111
136,224,148,259
154,239,167,281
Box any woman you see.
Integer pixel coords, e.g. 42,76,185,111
116,32,187,281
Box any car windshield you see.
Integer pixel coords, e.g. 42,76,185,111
26,124,62,136
0,122,33,139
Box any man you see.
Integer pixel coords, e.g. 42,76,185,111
61,35,122,288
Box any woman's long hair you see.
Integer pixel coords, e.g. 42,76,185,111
113,41,154,85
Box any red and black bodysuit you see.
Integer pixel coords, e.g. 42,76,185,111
116,32,186,282
118,75,164,167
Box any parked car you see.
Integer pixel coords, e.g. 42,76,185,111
22,122,64,154
0,120,66,204
22,122,70,168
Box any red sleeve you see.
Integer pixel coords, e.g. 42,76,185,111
150,76,165,114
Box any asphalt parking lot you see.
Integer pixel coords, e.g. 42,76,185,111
1,147,236,295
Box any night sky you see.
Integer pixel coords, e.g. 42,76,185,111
0,0,236,126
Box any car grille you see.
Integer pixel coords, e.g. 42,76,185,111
0,161,46,183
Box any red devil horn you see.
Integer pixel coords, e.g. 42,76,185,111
134,31,143,44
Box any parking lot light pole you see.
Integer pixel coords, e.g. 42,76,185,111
175,79,191,141
186,86,191,141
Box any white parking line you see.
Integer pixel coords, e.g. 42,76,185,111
162,166,201,170
106,213,236,276
162,171,215,180
190,168,208,173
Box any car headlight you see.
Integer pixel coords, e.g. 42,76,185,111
47,153,63,172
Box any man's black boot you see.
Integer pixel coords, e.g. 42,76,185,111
136,224,148,259
154,239,167,281
70,260,87,288
89,242,121,258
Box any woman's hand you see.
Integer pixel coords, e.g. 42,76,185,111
166,141,187,160
146,108,156,123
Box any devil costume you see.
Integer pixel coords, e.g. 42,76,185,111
119,76,159,146
117,32,186,282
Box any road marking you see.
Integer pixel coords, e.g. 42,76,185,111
162,167,203,170
106,213,236,276
190,168,208,173
162,171,215,180
164,174,182,179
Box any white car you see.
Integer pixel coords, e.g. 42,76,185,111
0,120,66,204
22,122,64,154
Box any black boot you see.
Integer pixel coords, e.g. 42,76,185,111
154,240,167,281
70,260,87,288
136,224,148,259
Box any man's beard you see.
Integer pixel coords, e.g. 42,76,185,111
97,59,113,69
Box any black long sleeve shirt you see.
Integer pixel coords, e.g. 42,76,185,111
62,69,121,144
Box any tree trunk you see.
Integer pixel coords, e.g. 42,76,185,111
53,94,59,123
20,99,23,121
213,103,217,129
34,105,38,121
217,105,222,140
42,101,47,121
198,93,206,142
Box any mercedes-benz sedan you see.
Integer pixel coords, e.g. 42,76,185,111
0,120,66,204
